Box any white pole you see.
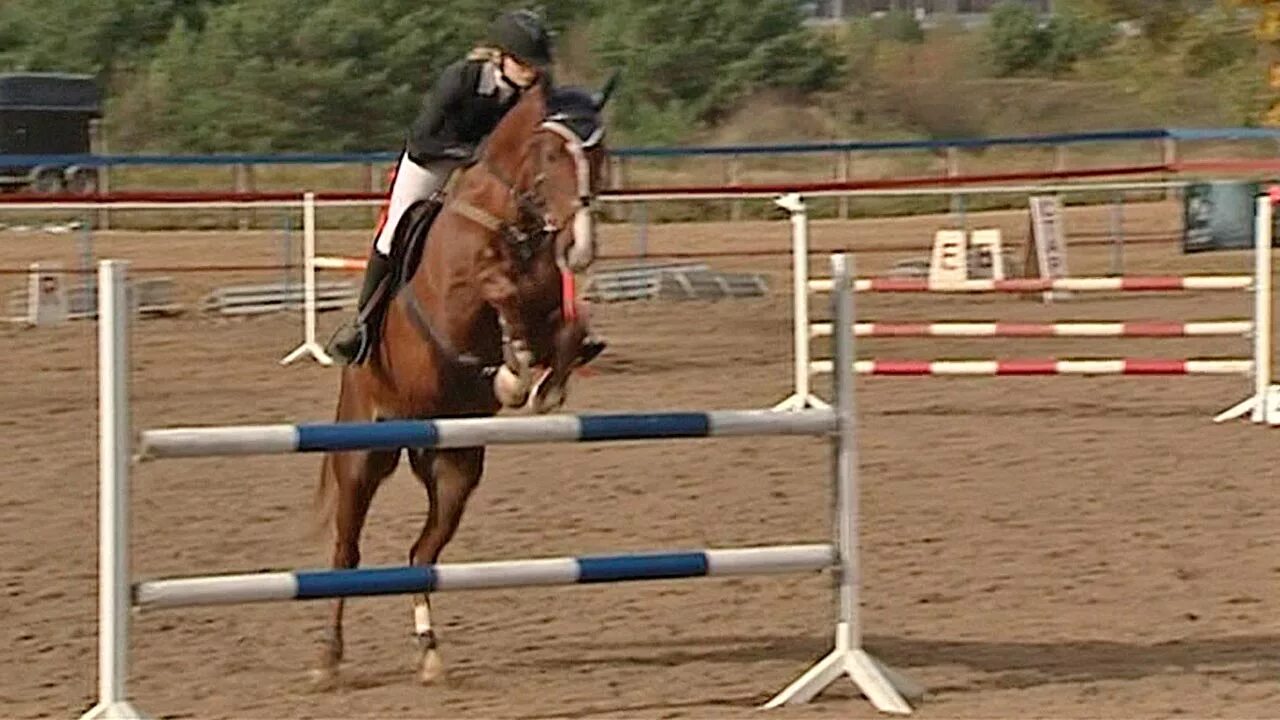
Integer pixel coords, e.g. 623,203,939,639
793,199,810,403
81,261,149,719
303,192,319,352
279,192,334,366
764,254,917,713
1253,195,1272,422
1214,193,1277,424
832,253,860,647
772,194,827,410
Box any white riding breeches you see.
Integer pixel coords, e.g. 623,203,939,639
373,151,463,256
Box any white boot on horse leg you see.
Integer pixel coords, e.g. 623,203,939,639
413,596,446,685
493,342,535,408
308,621,344,690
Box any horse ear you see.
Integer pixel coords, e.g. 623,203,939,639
594,70,620,110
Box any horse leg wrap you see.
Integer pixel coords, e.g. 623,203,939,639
494,341,534,407
415,629,439,652
318,627,344,666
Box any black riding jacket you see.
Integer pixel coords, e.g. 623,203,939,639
406,58,522,164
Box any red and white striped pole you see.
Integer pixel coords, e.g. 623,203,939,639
808,275,1254,293
808,358,1254,376
810,320,1253,339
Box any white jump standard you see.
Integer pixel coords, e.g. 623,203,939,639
82,254,920,718
776,192,1278,421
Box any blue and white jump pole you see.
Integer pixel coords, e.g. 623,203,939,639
79,252,920,719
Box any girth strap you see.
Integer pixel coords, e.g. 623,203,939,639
396,286,486,369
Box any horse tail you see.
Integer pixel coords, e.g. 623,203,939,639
308,379,350,543
307,451,338,543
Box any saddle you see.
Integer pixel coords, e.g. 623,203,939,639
348,195,444,365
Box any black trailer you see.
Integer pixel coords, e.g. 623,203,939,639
0,72,103,193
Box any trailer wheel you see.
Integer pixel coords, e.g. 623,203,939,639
63,166,98,194
32,167,64,193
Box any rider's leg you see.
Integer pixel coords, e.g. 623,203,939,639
329,152,460,363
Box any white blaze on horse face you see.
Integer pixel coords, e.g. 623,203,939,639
540,120,600,272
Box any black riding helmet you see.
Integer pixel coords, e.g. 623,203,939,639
488,9,553,70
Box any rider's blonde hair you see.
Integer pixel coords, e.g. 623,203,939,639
467,46,502,64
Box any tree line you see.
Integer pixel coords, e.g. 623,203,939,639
0,1,1265,152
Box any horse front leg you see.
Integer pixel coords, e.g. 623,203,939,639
526,314,587,414
406,446,485,685
492,337,536,408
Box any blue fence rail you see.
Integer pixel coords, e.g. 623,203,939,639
1,127,1275,168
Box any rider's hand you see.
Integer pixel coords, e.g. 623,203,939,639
440,145,475,161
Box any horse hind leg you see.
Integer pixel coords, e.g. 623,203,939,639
311,447,398,688
406,446,485,685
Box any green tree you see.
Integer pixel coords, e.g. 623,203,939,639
1041,6,1113,74
986,1,1047,76
987,1,1111,76
874,9,925,43
1075,0,1206,45
590,0,841,138
0,0,230,76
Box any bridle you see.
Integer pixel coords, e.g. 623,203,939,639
395,103,604,374
449,112,603,273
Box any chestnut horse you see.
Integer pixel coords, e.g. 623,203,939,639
312,79,611,686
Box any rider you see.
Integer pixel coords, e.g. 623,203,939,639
328,9,604,366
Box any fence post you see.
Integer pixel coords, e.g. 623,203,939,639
609,155,628,222
89,119,110,230
837,151,851,220
946,146,961,216
1053,143,1067,173
364,162,378,226
727,154,743,221
1109,191,1125,276
1162,136,1179,201
634,201,649,259
233,163,253,230
1162,135,1179,167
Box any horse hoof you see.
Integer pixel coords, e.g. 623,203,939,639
418,648,446,685
308,666,341,691
526,368,566,414
493,364,531,408
533,383,565,414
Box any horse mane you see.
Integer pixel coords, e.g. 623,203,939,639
475,80,548,179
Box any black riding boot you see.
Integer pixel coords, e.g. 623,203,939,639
328,252,394,365
578,335,607,367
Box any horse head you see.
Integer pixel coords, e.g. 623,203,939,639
462,77,613,413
